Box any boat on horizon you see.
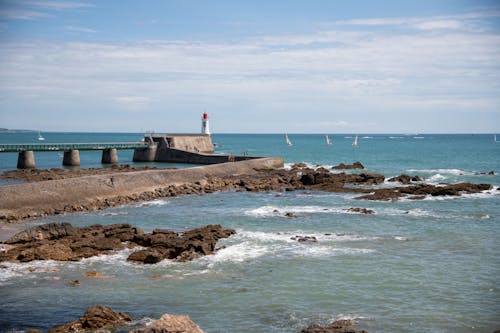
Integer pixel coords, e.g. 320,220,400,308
37,131,45,141
495,134,498,142
325,135,332,145
285,134,292,146
352,135,358,147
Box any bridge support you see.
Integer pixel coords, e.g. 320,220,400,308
102,148,119,164
17,151,36,169
63,150,80,166
133,143,157,162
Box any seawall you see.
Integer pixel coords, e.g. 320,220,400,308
0,157,284,221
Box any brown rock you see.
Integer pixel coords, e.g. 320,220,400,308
130,313,206,333
300,319,368,333
48,305,132,333
387,174,422,184
331,161,364,170
346,207,375,215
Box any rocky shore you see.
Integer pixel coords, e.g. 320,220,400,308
28,304,369,333
0,223,235,264
0,158,495,221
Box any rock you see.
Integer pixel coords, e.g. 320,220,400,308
127,224,235,264
299,319,368,333
4,222,78,244
331,161,364,170
48,305,132,333
284,212,299,218
291,235,318,243
1,223,234,265
291,162,308,169
346,207,375,215
355,189,404,201
387,174,422,184
130,313,206,333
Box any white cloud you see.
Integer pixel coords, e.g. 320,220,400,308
0,10,499,132
413,20,463,30
327,11,500,31
19,1,94,10
65,25,96,33
0,9,48,20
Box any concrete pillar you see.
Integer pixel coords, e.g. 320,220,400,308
102,148,119,164
133,144,157,162
63,150,80,166
17,151,36,169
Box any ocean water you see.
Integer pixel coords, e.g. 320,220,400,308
0,133,499,333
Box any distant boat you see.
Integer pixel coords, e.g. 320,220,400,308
352,135,358,147
495,134,498,142
37,131,45,141
285,134,292,146
325,135,332,145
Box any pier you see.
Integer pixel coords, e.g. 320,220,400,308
0,142,147,169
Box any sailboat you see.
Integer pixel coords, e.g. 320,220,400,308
352,135,358,147
37,131,45,141
495,134,498,142
285,134,293,146
325,135,332,145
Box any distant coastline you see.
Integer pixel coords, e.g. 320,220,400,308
0,128,36,133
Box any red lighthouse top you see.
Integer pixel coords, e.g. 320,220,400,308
203,112,208,120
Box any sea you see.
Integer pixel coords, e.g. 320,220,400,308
0,132,499,333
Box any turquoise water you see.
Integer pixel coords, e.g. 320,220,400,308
0,133,499,332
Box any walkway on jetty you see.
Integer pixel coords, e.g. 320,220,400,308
0,142,148,168
0,142,147,152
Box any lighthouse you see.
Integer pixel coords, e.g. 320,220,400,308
201,112,210,135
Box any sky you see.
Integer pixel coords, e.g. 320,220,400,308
0,0,499,133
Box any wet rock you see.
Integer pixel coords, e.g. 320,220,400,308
130,313,206,333
331,161,364,170
4,222,78,244
291,162,308,169
48,305,132,333
299,319,368,333
387,174,422,184
355,189,404,201
285,212,299,218
291,235,318,243
345,207,375,215
397,183,492,196
0,223,235,265
127,224,236,264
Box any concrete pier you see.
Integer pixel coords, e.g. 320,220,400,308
133,143,158,162
63,150,80,166
102,148,119,164
17,151,36,169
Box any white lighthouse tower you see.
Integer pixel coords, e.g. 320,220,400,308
201,112,210,135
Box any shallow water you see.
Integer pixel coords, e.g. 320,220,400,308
0,133,499,332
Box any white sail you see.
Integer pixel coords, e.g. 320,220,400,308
352,135,358,147
37,131,45,141
325,135,332,145
495,134,497,142
285,134,292,146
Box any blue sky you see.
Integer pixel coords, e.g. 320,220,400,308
0,0,499,133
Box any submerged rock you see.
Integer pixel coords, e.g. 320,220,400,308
345,207,375,215
291,235,318,243
299,319,368,333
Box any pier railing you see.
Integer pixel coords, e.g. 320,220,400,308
0,142,148,152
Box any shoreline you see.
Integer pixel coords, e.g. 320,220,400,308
0,158,284,222
0,158,495,222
